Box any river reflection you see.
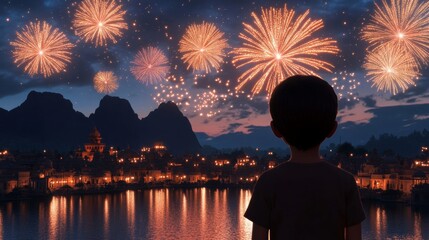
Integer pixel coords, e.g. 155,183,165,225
361,201,429,240
0,189,428,239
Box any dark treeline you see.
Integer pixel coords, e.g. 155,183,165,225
364,129,429,157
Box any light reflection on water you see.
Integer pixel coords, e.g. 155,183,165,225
0,189,428,240
361,201,429,240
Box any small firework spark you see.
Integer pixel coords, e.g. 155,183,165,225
363,44,419,95
152,75,229,118
330,71,360,101
93,71,119,94
10,21,73,77
130,47,169,85
73,0,127,47
232,5,338,95
179,22,228,73
362,0,429,64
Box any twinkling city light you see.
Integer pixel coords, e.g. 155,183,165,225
10,21,73,77
93,71,119,94
179,22,228,73
232,5,339,95
73,0,128,47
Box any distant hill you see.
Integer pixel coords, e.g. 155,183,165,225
197,103,429,156
141,102,202,155
0,91,90,150
89,95,141,149
0,91,201,155
365,130,429,157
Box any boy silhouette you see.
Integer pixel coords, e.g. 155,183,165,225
244,75,365,240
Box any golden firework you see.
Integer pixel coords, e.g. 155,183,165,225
10,21,73,78
93,71,119,94
130,47,169,85
362,0,429,64
364,44,419,95
231,5,339,95
179,22,228,73
73,0,128,47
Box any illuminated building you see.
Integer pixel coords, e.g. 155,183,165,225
214,159,230,167
144,170,162,182
356,163,428,194
414,160,429,168
235,156,256,168
81,128,106,161
0,150,12,161
109,147,118,157
139,143,168,157
48,171,75,190
268,161,277,169
141,147,151,153
153,143,167,154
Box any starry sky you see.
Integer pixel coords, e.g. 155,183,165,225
1,0,429,143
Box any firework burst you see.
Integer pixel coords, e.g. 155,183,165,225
93,71,119,94
364,44,419,95
73,0,128,47
179,22,228,73
362,0,429,64
232,5,339,95
10,21,73,78
130,47,169,85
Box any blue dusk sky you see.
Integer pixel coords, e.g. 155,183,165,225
0,0,429,146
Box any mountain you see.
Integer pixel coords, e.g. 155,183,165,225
0,92,201,155
141,102,201,155
0,108,8,134
89,96,141,149
0,107,7,121
197,126,285,149
0,91,91,150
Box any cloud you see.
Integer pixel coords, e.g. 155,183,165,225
406,98,417,103
414,114,429,120
361,95,377,107
226,123,242,132
0,48,98,98
390,76,429,101
338,98,359,110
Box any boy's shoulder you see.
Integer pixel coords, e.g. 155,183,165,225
259,161,356,183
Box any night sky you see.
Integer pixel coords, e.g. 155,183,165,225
1,0,429,144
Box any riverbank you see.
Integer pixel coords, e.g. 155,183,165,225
0,180,254,201
3,183,429,206
360,186,429,206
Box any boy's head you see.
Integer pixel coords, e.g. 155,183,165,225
270,75,338,151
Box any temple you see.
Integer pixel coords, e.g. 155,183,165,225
80,128,106,161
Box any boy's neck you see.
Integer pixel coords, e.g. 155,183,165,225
288,145,323,164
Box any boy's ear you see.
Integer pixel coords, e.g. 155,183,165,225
270,121,283,138
327,121,338,138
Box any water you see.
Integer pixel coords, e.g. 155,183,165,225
0,189,428,240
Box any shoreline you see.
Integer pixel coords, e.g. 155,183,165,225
2,184,429,207
0,181,254,202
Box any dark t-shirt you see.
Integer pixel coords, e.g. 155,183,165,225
244,161,365,240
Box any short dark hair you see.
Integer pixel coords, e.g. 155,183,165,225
269,75,338,150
